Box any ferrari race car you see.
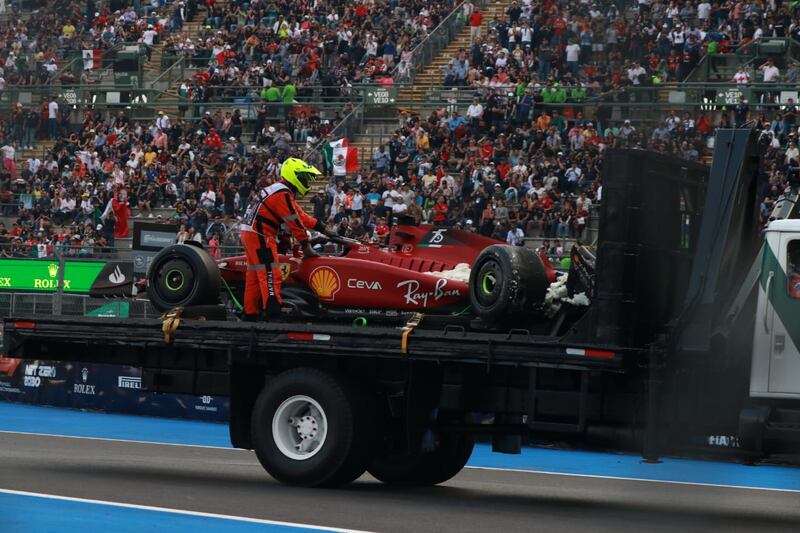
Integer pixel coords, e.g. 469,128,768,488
144,224,563,324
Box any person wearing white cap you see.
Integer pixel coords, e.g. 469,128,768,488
620,119,636,140
156,110,170,130
141,23,158,60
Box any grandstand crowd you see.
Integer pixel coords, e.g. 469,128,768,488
2,0,800,257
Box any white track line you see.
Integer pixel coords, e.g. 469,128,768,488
0,429,237,450
0,488,372,533
463,466,800,494
3,430,799,494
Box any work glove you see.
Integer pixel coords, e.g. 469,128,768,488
302,241,319,258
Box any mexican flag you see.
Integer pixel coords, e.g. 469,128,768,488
323,138,359,176
82,49,103,70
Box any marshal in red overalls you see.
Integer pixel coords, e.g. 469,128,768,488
240,182,325,320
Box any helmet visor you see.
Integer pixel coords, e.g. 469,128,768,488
294,172,314,195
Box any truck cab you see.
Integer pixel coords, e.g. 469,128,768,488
751,219,800,398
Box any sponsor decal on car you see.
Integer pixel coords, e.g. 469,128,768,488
417,229,454,248
347,279,383,290
108,265,126,284
279,263,292,281
118,376,142,390
73,367,96,396
396,278,461,307
309,266,341,301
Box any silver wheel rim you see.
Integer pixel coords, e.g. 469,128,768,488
272,395,328,461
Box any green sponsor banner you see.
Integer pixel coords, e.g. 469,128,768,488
0,260,105,293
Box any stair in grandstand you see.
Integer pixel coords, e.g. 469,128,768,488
300,2,514,213
14,140,56,166
312,0,514,195
142,2,216,118
397,0,512,108
522,206,600,250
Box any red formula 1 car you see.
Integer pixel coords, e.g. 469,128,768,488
145,224,557,324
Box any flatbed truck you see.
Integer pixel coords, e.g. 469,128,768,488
4,129,800,487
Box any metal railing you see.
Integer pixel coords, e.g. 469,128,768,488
149,56,187,92
8,79,798,111
0,242,245,261
690,37,800,82
303,103,364,163
390,0,486,84
48,43,134,86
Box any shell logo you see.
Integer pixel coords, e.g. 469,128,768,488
309,266,341,301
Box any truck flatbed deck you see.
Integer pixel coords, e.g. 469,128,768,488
3,315,628,372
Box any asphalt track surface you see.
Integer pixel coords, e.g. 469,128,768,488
2,430,800,532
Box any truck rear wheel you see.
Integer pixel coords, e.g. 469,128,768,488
251,368,376,487
368,434,474,486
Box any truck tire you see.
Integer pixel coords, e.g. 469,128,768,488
469,245,549,324
251,368,376,487
368,434,474,486
147,244,221,312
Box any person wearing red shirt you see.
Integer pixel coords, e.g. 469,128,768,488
480,139,494,160
374,217,390,243
205,128,222,151
497,161,511,180
111,189,130,239
469,10,483,44
433,196,448,225
696,113,712,135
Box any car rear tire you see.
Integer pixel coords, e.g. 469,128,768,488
147,244,221,312
469,245,549,324
368,434,474,486
251,368,377,487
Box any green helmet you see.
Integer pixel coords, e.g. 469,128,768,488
280,157,321,197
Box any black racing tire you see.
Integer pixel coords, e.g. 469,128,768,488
468,244,549,324
368,434,475,487
251,368,377,487
147,244,221,312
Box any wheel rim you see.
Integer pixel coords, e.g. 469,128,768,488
154,258,193,303
272,395,328,461
164,269,185,292
474,260,501,306
481,271,496,295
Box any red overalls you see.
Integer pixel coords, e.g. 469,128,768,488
240,183,320,317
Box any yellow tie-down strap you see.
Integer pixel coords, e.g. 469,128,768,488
161,307,184,344
160,307,211,343
401,313,424,354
